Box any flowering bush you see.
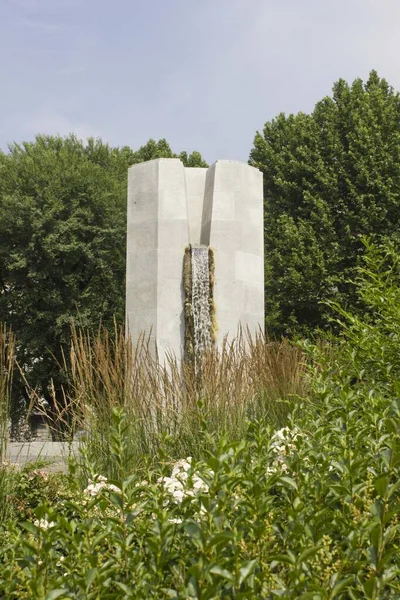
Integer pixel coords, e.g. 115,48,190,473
0,461,70,523
0,243,400,598
0,394,399,599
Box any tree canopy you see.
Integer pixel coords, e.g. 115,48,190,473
0,135,207,423
250,70,400,335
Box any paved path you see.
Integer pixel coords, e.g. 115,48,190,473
5,441,80,472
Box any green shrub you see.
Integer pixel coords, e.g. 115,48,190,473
1,241,400,598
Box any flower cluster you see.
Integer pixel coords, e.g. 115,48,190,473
267,426,302,474
84,475,120,497
157,458,211,505
271,426,301,450
34,517,55,530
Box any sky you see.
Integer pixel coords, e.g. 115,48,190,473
1,0,400,164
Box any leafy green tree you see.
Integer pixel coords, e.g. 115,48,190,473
133,138,175,162
0,135,207,431
250,71,400,335
133,137,208,168
178,150,209,168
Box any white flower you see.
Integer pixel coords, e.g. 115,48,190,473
266,426,305,475
84,482,105,496
171,458,192,477
157,457,211,506
192,475,208,492
270,427,300,450
158,475,183,492
172,489,185,502
107,484,120,493
157,475,184,504
84,475,121,497
272,427,290,441
34,518,55,530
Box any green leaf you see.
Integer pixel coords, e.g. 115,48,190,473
362,577,377,599
371,499,384,522
269,554,296,566
209,531,235,550
330,576,355,597
298,546,320,563
238,559,257,586
44,591,68,600
374,474,389,499
387,480,400,499
185,521,202,539
20,522,39,534
108,492,123,509
278,476,298,491
85,568,98,588
184,522,204,549
209,565,235,583
115,582,134,594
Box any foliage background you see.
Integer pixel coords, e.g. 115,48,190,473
250,71,400,335
0,136,207,421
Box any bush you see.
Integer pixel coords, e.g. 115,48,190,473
0,241,400,598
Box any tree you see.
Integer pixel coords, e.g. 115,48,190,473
178,150,209,168
133,137,209,168
0,135,207,433
249,71,400,336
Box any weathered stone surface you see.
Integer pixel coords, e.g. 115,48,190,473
126,158,264,362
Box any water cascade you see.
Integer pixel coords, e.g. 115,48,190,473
190,245,213,356
183,244,215,363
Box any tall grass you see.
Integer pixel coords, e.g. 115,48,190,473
66,325,307,476
0,324,14,461
0,324,16,524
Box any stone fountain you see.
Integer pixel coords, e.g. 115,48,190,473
126,158,264,362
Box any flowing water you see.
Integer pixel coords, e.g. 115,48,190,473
191,245,213,356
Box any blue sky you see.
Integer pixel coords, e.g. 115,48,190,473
1,0,399,163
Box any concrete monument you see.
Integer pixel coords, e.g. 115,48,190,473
126,158,264,362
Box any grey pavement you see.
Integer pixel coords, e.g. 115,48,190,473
5,441,80,472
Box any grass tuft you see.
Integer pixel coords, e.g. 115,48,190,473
65,325,306,476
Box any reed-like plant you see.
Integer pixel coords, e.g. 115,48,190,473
0,324,14,461
0,324,16,524
65,325,307,477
